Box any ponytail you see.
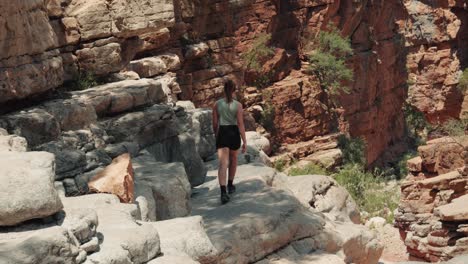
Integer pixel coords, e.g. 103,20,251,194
224,79,236,103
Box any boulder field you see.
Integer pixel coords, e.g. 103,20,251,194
0,127,384,264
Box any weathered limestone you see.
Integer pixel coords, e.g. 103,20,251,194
133,152,191,220
0,133,27,152
0,151,63,226
65,0,175,41
188,163,383,264
63,194,160,264
287,175,361,224
72,78,168,116
246,131,271,155
0,226,82,264
150,216,219,262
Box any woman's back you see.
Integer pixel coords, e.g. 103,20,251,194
217,98,238,126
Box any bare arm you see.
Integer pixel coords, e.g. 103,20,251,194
212,102,219,136
237,102,247,153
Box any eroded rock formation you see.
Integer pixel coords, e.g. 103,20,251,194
395,136,468,262
400,0,468,123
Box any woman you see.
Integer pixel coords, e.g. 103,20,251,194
212,79,247,204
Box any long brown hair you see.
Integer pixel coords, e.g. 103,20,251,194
224,79,236,103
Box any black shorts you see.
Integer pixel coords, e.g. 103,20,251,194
216,125,241,150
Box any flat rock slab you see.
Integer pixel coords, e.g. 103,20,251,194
0,151,63,226
255,250,345,264
148,255,200,264
191,164,325,264
149,216,218,262
435,194,468,221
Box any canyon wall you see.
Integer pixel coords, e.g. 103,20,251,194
0,0,466,164
0,0,410,165
401,0,468,123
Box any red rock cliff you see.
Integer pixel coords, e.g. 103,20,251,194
0,0,466,165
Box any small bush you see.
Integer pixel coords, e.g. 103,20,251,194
395,151,418,179
333,164,399,223
289,163,328,176
403,102,427,136
458,68,468,93
337,135,367,166
67,72,99,91
253,72,273,89
241,33,275,72
306,25,353,96
333,164,377,203
260,90,276,132
439,118,468,137
273,158,286,172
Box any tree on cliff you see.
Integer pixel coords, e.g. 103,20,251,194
241,33,275,89
304,25,353,102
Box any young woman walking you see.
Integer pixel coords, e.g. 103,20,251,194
212,79,247,204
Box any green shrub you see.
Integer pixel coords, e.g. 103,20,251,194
260,90,276,132
241,33,275,72
253,72,273,89
439,118,468,137
363,186,400,223
403,102,427,136
333,164,399,223
67,72,99,91
306,25,353,97
273,158,286,172
333,164,377,203
337,135,366,166
289,163,328,176
458,68,468,93
395,151,418,179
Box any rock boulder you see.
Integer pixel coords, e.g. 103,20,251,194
0,151,63,226
88,153,135,203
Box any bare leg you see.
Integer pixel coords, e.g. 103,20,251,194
217,148,230,186
228,149,239,181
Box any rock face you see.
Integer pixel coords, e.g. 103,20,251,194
400,0,468,122
272,133,343,170
88,153,135,203
0,151,63,226
0,0,415,167
395,136,468,262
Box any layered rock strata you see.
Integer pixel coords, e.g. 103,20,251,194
400,0,468,123
395,136,468,261
0,0,413,165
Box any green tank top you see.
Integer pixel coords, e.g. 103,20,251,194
217,98,239,126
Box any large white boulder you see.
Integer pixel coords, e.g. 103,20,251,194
0,226,82,264
63,194,160,264
286,175,361,224
133,152,191,220
0,151,63,226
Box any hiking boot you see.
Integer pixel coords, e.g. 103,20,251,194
228,184,236,194
221,192,230,204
